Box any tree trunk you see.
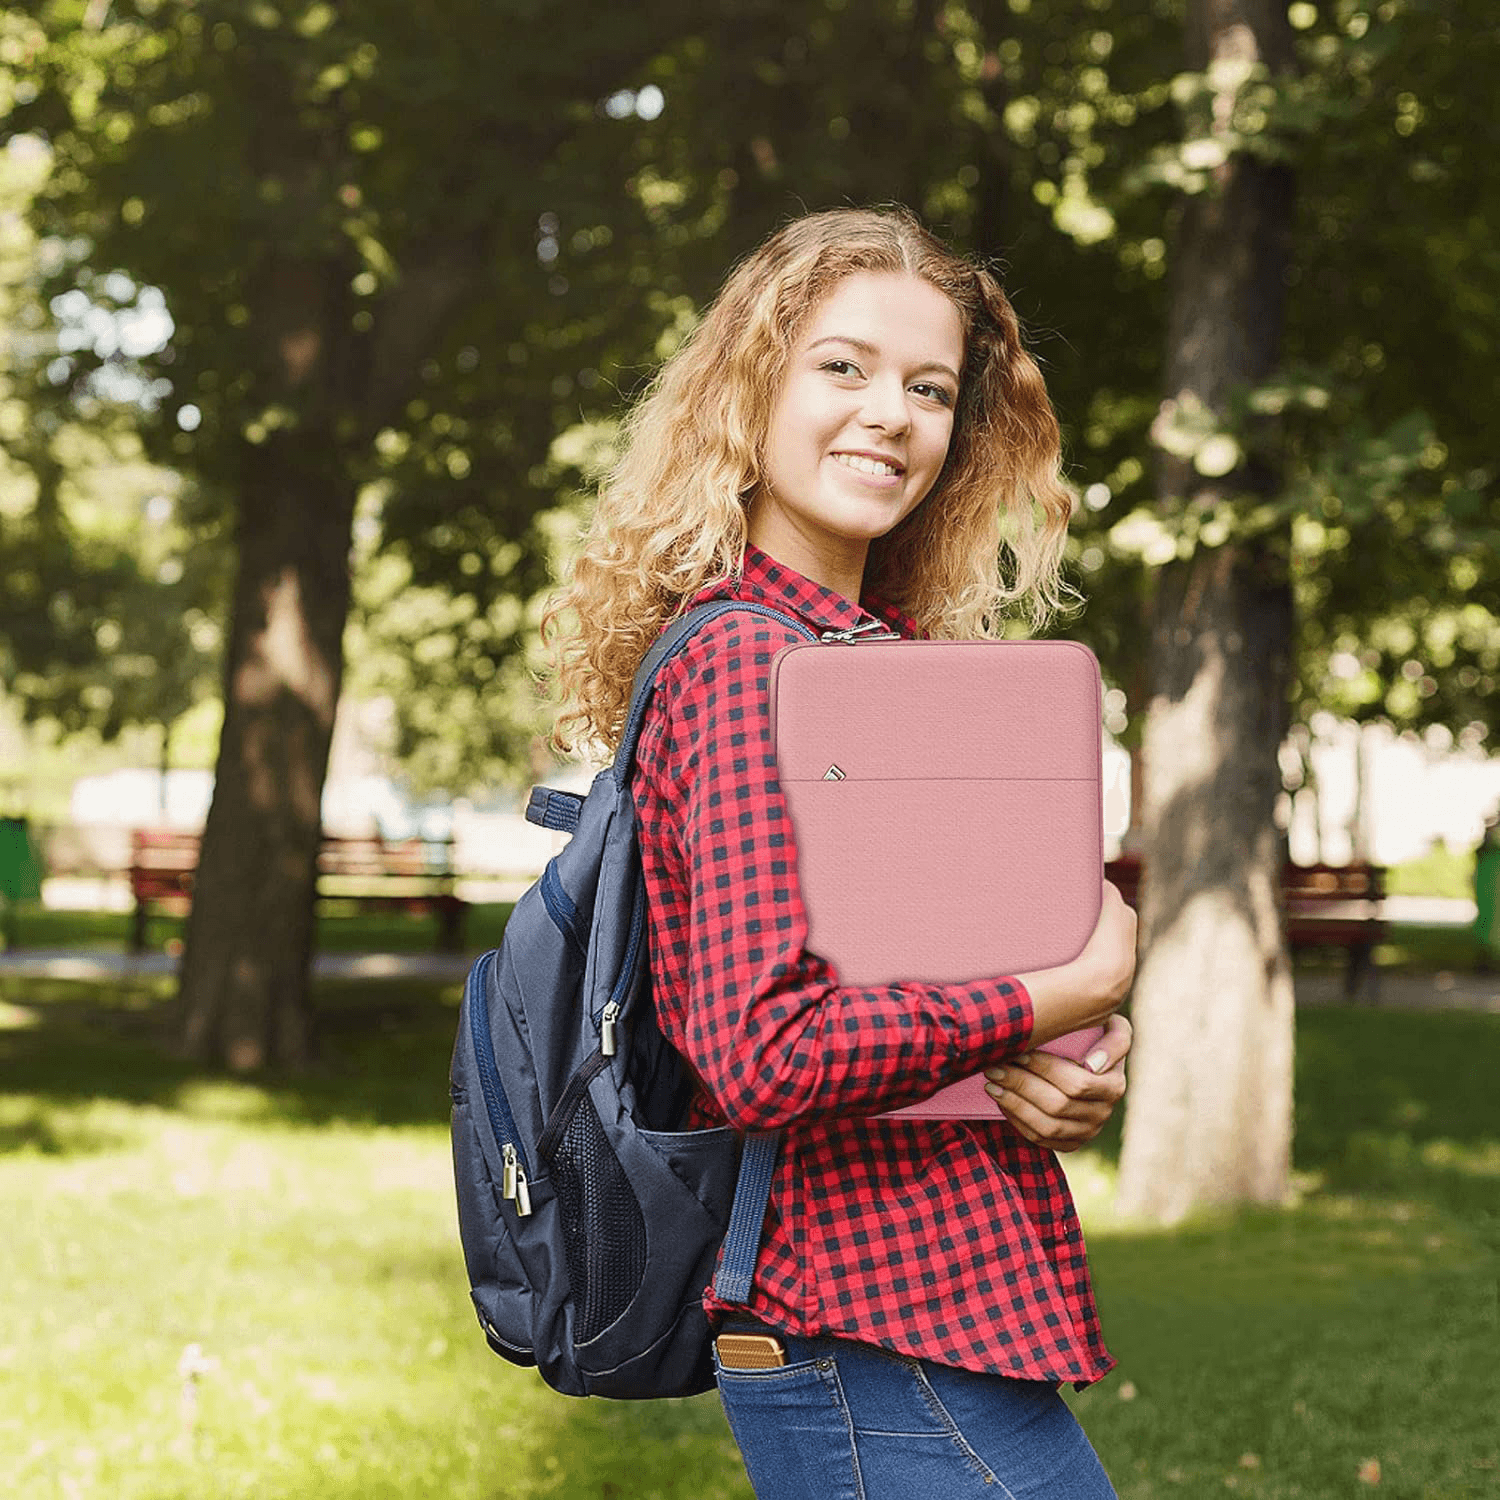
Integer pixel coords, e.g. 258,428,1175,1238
1115,0,1297,1222
1118,541,1296,1220
178,429,355,1070
168,135,483,1068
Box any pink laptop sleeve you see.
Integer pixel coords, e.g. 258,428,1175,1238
770,639,1106,1120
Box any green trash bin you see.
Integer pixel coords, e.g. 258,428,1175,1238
1476,823,1500,963
0,816,44,950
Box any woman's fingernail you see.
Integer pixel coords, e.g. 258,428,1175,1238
1085,1049,1109,1074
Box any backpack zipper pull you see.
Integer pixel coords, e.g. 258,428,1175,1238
600,1000,621,1056
819,619,900,644
501,1142,533,1217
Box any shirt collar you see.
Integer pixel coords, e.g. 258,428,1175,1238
690,544,919,640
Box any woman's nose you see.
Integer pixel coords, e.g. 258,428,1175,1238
859,376,910,434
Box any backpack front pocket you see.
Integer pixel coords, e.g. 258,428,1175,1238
540,1064,648,1344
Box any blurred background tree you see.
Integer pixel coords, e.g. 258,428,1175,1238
4,0,1495,1215
14,0,692,1067
0,71,223,771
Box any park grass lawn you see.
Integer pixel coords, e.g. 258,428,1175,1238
1064,1005,1499,1497
1,973,1496,1499
0,974,744,1500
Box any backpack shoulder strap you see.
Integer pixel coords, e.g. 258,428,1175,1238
612,600,815,787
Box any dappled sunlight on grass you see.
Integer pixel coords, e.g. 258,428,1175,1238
1327,1130,1500,1236
169,1079,285,1126
0,973,179,1013
1073,1181,1497,1498
1341,1128,1500,1184
2,970,1496,1498
1060,1003,1500,1495
0,1094,148,1157
1,1074,749,1500
1417,1136,1500,1176
0,968,748,1495
0,973,466,1137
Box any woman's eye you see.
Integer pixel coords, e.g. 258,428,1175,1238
820,358,861,377
911,382,954,406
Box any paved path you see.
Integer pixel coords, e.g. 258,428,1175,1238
2,949,1497,1012
0,949,474,983
1,890,1491,1000
1295,970,1500,1013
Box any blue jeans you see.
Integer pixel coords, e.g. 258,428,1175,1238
715,1329,1117,1499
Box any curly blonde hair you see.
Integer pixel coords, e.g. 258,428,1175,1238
544,205,1075,753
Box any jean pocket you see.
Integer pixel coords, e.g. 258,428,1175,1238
715,1355,863,1500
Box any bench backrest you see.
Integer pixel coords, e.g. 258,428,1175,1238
1104,853,1385,909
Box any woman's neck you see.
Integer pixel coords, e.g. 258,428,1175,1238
745,500,867,605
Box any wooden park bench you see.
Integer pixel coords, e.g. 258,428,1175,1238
1104,853,1387,999
128,829,467,954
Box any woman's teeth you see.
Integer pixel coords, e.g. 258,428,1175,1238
833,453,901,477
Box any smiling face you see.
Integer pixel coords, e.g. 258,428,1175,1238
748,270,965,602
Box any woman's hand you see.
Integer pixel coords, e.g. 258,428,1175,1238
982,1012,1132,1152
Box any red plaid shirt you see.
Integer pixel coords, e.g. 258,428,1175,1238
631,546,1113,1384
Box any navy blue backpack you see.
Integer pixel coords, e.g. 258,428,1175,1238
450,601,815,1398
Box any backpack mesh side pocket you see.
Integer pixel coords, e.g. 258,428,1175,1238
550,1094,648,1343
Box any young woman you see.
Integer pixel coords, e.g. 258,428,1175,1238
546,207,1137,1499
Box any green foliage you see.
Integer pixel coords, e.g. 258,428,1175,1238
0,97,224,742
1280,0,1500,736
1044,0,1500,741
6,0,1498,782
10,0,697,774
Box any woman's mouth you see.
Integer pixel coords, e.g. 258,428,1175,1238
831,452,904,479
